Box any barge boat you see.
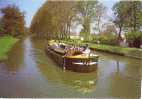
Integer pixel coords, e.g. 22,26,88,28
45,42,99,73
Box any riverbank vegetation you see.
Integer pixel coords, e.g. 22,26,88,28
0,5,25,61
0,36,18,61
89,44,142,59
0,1,141,61
113,1,142,48
30,1,105,40
0,5,25,37
30,1,142,48
59,39,142,59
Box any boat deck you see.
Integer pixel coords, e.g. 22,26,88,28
45,45,99,73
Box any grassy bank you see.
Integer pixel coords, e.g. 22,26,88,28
90,44,142,59
60,40,142,59
0,36,18,61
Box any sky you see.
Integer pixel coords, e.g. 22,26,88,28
0,0,46,27
0,0,118,28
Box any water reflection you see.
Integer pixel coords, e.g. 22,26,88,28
38,63,97,94
1,40,24,74
116,61,120,73
57,70,97,94
0,37,140,98
95,51,141,79
109,60,141,98
31,37,98,94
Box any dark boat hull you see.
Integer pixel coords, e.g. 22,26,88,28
45,46,98,73
45,46,64,67
63,57,97,73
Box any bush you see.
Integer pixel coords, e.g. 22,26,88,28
91,33,117,45
91,35,100,43
90,44,142,59
125,32,142,48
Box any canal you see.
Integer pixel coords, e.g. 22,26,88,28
0,37,141,98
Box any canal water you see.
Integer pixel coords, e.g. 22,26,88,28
0,37,141,98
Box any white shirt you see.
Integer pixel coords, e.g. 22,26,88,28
83,48,91,54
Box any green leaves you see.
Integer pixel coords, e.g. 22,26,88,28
125,32,142,41
75,1,98,40
125,32,142,48
113,1,142,32
113,1,142,47
30,1,98,40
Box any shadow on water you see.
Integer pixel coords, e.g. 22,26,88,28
31,37,98,94
0,37,141,98
0,40,24,74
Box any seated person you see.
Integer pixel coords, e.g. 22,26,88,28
82,44,91,54
51,43,59,49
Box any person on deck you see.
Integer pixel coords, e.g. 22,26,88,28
82,44,91,54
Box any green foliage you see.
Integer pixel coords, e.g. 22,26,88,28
0,18,4,35
113,1,142,47
76,1,98,39
125,32,142,48
91,35,100,43
76,1,97,20
126,1,142,31
0,36,18,60
90,44,142,59
80,31,89,41
125,32,142,42
63,38,83,46
92,33,117,45
113,1,142,32
30,1,99,40
100,34,117,45
61,39,142,59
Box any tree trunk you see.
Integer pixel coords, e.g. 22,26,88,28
117,26,122,45
133,2,137,32
83,17,90,41
97,16,101,33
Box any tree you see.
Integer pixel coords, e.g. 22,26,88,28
95,2,106,33
113,1,142,32
30,1,76,39
124,1,142,48
76,1,98,41
0,18,4,35
0,5,25,37
125,1,142,32
113,1,142,47
125,32,142,48
103,24,117,34
95,24,118,45
113,1,128,44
